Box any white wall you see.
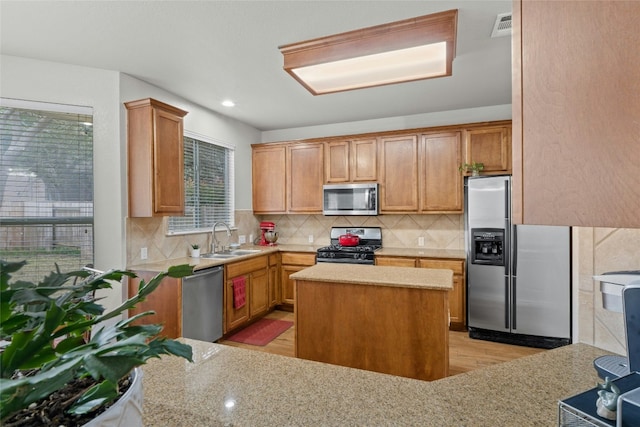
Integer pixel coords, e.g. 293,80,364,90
261,104,512,142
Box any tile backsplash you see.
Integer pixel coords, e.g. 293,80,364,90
575,227,640,354
126,211,463,265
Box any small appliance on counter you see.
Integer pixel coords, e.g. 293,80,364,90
558,271,640,427
592,271,640,379
316,227,382,265
258,221,278,246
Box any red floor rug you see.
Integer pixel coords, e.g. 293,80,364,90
226,319,293,346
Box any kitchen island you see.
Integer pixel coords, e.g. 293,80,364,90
291,263,453,381
142,339,611,426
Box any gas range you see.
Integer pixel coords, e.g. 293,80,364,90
316,227,382,265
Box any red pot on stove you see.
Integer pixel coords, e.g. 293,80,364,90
338,233,360,246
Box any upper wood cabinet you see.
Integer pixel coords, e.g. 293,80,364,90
287,142,324,213
513,0,640,227
463,126,511,175
325,138,377,183
420,132,463,213
125,98,188,217
378,135,420,212
378,132,462,213
252,144,287,214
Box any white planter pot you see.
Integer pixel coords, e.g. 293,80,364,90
190,248,200,258
83,368,143,427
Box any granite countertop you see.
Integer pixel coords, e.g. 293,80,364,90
127,244,321,272
142,339,611,426
290,262,453,290
127,245,465,272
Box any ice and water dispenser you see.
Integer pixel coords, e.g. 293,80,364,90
470,228,504,266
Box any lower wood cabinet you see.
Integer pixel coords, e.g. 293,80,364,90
225,255,269,333
280,252,316,307
268,253,281,308
127,272,181,339
375,256,466,331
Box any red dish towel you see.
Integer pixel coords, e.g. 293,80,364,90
232,276,246,309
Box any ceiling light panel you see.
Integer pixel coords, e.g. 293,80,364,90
280,10,457,95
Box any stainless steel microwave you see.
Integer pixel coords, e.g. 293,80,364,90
323,183,378,216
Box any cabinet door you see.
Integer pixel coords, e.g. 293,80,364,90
287,143,324,213
249,268,269,319
325,140,350,183
280,262,315,306
351,138,377,182
378,135,419,212
513,0,640,227
252,145,286,213
464,126,511,175
268,264,280,307
127,273,181,339
125,98,187,218
153,108,185,215
418,259,466,330
226,276,249,332
420,132,462,213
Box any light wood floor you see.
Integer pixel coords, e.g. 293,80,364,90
218,310,544,377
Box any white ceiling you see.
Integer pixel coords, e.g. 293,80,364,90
0,1,513,131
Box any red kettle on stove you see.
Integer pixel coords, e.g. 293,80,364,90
338,233,360,246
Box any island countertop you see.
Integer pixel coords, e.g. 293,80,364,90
290,262,453,290
142,339,611,426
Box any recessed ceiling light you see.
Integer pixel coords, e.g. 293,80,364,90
222,100,235,107
279,10,458,95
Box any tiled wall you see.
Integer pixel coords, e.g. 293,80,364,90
575,227,640,354
257,213,464,249
126,211,463,265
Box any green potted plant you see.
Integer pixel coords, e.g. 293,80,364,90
190,244,200,258
0,259,194,426
458,162,485,176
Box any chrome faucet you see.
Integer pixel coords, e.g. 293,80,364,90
211,222,232,253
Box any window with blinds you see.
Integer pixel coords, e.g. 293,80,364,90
168,132,235,233
0,98,94,282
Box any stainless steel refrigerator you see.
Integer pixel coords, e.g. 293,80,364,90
465,175,571,349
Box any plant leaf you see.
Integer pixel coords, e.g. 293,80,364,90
68,379,119,415
0,357,81,419
83,354,144,384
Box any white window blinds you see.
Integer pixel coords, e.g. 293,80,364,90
0,98,94,282
168,132,235,233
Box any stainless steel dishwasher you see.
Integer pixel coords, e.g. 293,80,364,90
182,266,224,342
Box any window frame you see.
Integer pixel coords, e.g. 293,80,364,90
167,130,235,235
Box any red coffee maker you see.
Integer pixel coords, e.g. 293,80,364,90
259,221,277,246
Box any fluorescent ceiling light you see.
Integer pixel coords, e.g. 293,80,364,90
222,100,235,107
279,10,457,95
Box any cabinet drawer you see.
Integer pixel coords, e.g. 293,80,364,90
226,255,268,277
269,253,280,266
375,256,417,267
417,259,464,275
281,252,316,266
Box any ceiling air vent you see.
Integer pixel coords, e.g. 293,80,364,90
491,12,512,38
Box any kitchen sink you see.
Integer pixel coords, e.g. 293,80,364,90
229,249,261,255
201,249,262,259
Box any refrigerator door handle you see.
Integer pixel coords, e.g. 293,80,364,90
505,276,510,329
512,226,518,330
512,276,517,330
512,225,518,276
